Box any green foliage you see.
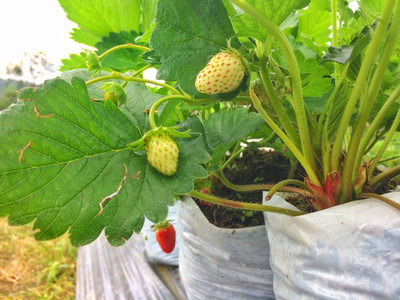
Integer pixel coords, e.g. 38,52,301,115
60,53,87,72
1,0,400,245
203,108,265,165
146,0,239,96
96,31,147,72
232,0,305,41
0,77,209,246
59,0,142,47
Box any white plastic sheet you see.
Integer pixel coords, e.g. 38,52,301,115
76,232,185,300
178,196,275,300
142,204,180,266
264,192,400,300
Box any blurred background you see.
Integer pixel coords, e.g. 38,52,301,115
0,1,81,298
0,0,83,110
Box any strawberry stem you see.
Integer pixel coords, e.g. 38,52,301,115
358,193,400,211
230,0,319,186
121,64,153,88
86,72,181,95
149,95,191,129
250,89,322,187
330,0,396,175
265,179,309,199
339,0,400,203
358,85,400,178
98,43,151,61
188,190,306,216
214,171,312,197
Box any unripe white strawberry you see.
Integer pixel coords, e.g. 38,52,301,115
195,51,245,95
146,133,179,176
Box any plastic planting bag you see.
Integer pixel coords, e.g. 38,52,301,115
264,192,400,300
178,196,275,300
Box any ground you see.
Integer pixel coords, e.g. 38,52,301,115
0,218,76,299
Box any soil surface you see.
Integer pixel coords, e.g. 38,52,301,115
194,149,399,229
194,149,312,228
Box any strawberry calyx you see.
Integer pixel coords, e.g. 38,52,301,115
128,126,190,151
151,219,173,231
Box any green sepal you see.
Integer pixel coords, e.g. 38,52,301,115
84,50,102,76
128,126,191,150
101,82,127,106
151,219,173,231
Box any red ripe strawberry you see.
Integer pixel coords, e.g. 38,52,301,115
195,51,245,95
154,221,176,253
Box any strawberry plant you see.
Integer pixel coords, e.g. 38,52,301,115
0,0,399,248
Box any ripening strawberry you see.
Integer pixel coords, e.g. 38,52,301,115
146,133,179,176
195,51,245,95
154,222,176,254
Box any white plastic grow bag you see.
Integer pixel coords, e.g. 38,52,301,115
264,192,400,300
178,196,275,300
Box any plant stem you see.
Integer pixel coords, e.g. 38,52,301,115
330,0,395,173
341,0,400,200
316,64,349,137
121,65,153,88
250,89,322,187
149,95,190,129
220,142,243,170
230,0,317,177
265,179,309,199
188,190,306,216
259,61,301,149
331,0,338,48
358,193,400,210
357,85,400,175
98,44,151,60
368,109,400,179
215,171,312,197
86,72,181,95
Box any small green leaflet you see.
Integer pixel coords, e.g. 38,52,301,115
60,53,88,72
0,77,209,246
203,108,265,166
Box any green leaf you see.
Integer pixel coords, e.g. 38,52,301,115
273,49,332,98
359,0,386,17
325,82,353,141
141,0,158,33
59,0,142,47
322,25,372,65
96,31,147,72
0,77,209,246
297,9,331,46
232,0,304,41
122,82,163,132
147,0,239,96
295,52,332,98
59,53,88,72
203,108,264,165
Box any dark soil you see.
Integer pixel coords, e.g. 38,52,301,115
194,149,399,229
194,149,312,228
